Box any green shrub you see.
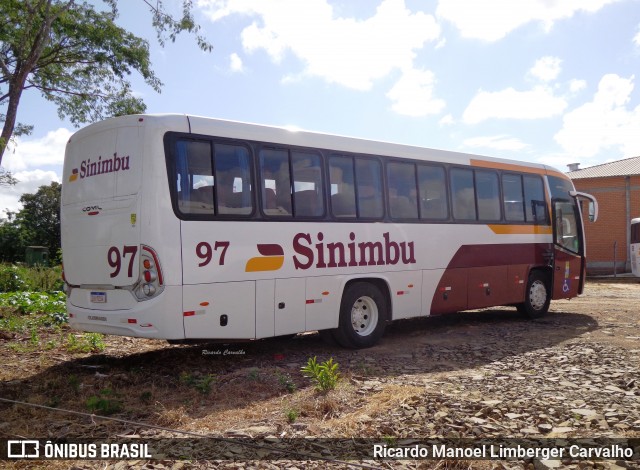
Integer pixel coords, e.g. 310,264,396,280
0,291,68,332
0,265,27,291
301,356,340,392
0,291,66,315
0,264,63,292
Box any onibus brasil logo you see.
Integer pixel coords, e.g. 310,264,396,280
69,152,130,182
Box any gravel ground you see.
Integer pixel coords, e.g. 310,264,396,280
1,280,639,469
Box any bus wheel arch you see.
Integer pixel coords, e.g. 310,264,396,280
331,278,390,349
517,268,551,319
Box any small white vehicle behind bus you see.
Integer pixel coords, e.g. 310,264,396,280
631,218,640,277
61,115,597,348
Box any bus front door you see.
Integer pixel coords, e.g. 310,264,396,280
551,199,583,299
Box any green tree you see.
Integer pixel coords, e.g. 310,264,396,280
0,0,211,166
17,182,61,261
0,168,18,186
0,211,26,263
0,182,61,263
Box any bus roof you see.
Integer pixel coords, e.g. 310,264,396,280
70,114,569,180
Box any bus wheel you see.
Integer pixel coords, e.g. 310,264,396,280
517,271,551,319
333,282,387,349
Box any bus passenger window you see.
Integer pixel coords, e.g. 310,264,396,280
450,168,476,221
214,144,253,215
523,175,547,223
292,152,324,217
356,158,383,219
329,156,356,218
502,174,525,222
387,162,418,219
475,170,500,221
175,140,215,215
418,165,447,220
260,149,292,216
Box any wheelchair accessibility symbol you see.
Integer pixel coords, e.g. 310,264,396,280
562,279,570,293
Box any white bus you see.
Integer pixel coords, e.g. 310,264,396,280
631,218,640,277
61,115,598,348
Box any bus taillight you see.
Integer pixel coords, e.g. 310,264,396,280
135,245,164,301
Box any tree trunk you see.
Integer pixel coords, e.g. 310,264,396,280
0,85,22,167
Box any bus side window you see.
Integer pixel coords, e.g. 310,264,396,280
450,168,476,221
356,158,383,219
387,162,418,219
418,165,448,220
214,144,253,216
292,151,324,217
175,139,215,215
475,170,500,221
523,175,547,224
329,156,356,218
502,173,525,222
260,149,292,216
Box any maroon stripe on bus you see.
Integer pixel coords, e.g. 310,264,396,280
446,243,550,268
257,244,284,257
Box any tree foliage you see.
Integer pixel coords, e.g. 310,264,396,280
0,0,212,166
0,182,61,263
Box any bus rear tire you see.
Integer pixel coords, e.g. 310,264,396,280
333,282,387,349
517,271,551,319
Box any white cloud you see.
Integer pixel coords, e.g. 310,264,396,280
2,128,71,172
463,135,529,151
229,53,244,72
463,86,567,124
439,114,454,126
529,56,562,82
634,24,640,46
198,0,441,91
554,74,640,158
386,68,446,117
569,79,587,94
0,169,60,216
437,0,622,42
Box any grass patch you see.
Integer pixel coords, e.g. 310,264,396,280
86,388,123,415
179,372,216,394
65,332,106,353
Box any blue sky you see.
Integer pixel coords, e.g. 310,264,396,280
2,0,640,215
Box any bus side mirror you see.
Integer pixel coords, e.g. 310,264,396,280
588,202,595,222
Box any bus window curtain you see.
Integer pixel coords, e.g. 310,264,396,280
176,140,191,203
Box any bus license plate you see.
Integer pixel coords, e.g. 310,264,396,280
90,292,107,303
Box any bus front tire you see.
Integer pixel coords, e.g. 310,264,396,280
517,271,551,319
332,282,388,349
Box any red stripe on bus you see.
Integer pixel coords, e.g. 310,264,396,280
257,244,284,256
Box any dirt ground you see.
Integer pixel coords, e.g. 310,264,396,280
1,279,639,469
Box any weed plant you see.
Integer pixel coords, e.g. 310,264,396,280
301,356,340,393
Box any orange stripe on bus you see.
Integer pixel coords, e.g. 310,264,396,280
470,159,567,179
245,256,285,272
488,225,552,235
